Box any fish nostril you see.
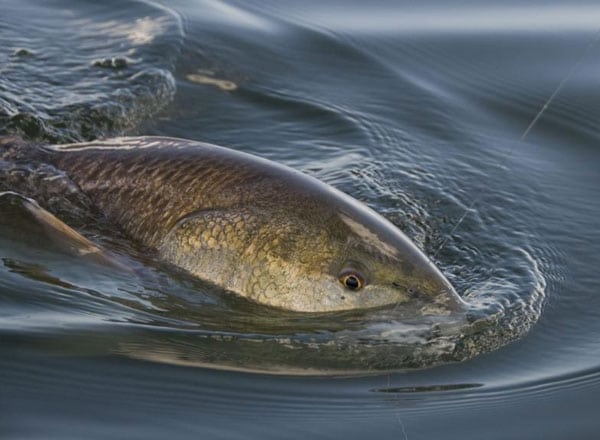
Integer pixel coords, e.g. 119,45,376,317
407,286,420,298
392,282,422,299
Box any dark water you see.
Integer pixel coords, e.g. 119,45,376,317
1,0,600,438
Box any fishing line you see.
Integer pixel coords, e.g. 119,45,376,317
433,28,600,258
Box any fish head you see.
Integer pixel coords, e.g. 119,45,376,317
241,198,467,315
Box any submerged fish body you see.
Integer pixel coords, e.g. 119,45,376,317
4,136,466,313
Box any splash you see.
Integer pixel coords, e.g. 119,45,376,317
0,0,183,142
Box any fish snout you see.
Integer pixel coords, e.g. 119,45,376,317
400,266,468,315
420,282,468,315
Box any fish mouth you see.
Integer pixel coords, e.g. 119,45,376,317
436,286,469,314
419,275,468,315
394,275,468,316
437,270,469,311
409,256,469,314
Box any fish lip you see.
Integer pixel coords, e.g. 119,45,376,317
438,285,469,313
405,279,468,315
392,273,468,313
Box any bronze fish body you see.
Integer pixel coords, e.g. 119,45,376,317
4,136,466,313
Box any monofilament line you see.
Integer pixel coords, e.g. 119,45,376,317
433,28,600,258
520,29,600,141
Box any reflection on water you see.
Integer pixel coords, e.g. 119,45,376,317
1,0,600,438
256,3,600,33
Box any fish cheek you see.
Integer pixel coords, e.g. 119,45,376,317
245,242,331,309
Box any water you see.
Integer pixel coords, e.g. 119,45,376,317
1,0,599,438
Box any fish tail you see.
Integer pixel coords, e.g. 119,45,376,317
0,136,95,227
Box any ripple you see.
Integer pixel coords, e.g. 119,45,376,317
0,0,183,142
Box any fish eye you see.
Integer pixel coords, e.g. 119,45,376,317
339,271,364,290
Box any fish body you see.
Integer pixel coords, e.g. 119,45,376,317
5,136,466,313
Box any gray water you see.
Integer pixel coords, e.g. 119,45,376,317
1,0,599,438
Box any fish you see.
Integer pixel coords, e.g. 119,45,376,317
1,136,467,314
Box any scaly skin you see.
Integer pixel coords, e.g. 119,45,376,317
38,136,466,313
